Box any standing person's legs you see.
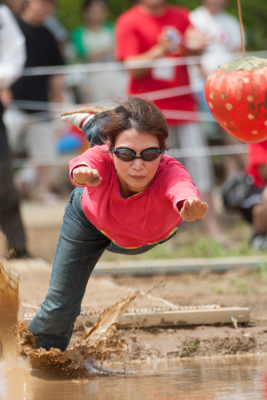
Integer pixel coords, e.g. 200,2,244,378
220,126,246,178
0,103,27,257
27,118,57,201
3,107,26,154
169,123,223,240
28,187,111,351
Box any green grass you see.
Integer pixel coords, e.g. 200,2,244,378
100,220,267,262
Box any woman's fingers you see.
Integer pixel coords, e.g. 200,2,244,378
180,199,208,221
73,166,102,186
85,169,102,186
201,202,208,211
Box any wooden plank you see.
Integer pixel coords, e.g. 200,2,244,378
23,307,249,329
93,257,267,276
115,307,250,328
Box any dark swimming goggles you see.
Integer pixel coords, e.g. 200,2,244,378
111,145,163,162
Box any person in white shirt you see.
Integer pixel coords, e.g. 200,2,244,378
0,4,26,90
189,0,245,177
0,4,28,258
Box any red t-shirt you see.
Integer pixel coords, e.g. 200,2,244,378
69,144,199,248
115,5,196,125
245,140,267,188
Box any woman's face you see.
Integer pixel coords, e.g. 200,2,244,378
110,128,163,197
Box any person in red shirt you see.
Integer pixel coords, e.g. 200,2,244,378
222,140,267,250
244,141,267,249
115,0,225,242
28,97,208,351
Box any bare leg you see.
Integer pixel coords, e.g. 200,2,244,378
221,128,247,178
252,188,267,234
37,165,51,197
171,123,225,241
200,191,224,240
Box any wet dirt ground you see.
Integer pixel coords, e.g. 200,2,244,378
4,256,267,363
2,198,267,361
2,201,267,399
83,269,267,362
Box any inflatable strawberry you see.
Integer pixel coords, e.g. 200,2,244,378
204,56,267,143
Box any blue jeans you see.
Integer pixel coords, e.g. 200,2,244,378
28,187,176,351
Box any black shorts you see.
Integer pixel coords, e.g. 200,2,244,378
239,187,263,223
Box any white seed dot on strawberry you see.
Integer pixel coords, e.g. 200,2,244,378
204,56,267,143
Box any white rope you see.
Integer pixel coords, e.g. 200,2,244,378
162,110,215,122
21,50,267,77
7,105,216,123
12,145,248,169
137,82,203,101
12,154,74,168
167,144,247,158
10,82,202,113
8,49,257,169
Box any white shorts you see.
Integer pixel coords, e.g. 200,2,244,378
168,123,214,194
4,108,56,158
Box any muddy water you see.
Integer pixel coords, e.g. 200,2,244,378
1,355,267,399
2,262,267,399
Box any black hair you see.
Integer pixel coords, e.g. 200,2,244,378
102,97,169,149
83,0,107,11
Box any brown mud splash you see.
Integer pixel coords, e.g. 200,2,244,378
18,296,136,376
0,260,136,376
0,262,20,359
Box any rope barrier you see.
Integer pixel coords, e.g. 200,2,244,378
167,144,247,159
12,144,248,169
8,103,216,123
8,48,259,170
21,50,267,77
162,110,215,122
11,82,202,112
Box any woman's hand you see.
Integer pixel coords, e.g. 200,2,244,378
180,198,208,222
73,166,102,187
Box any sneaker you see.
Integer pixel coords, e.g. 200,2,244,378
250,233,267,251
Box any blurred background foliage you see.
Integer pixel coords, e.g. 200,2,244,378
57,0,267,51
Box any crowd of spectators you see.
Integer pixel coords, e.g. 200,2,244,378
1,0,267,256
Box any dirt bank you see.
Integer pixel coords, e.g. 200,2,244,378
71,323,267,363
68,268,267,363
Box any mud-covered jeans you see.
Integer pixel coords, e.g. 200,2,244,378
28,187,176,351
